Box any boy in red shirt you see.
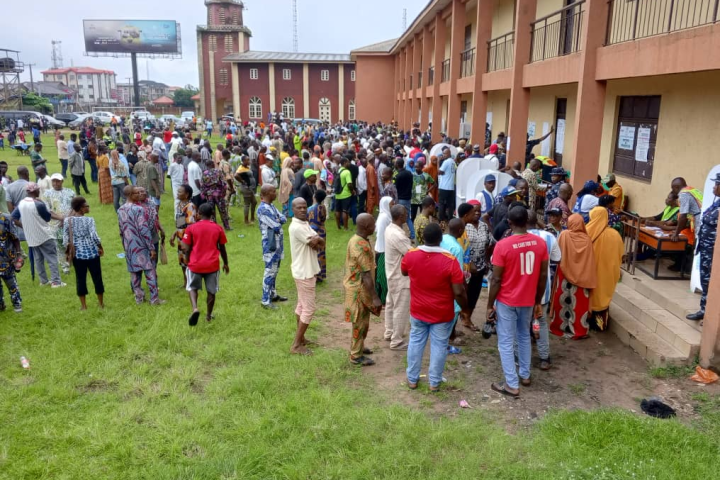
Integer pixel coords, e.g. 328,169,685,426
181,203,230,326
487,206,548,397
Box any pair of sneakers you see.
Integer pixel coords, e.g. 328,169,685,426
40,281,67,288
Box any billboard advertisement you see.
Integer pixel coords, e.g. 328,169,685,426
84,20,178,54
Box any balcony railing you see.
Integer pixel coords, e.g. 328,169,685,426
459,47,476,78
441,59,450,82
428,66,434,85
530,0,585,63
487,31,514,72
606,0,720,45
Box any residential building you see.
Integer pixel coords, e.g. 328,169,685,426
40,67,117,107
197,0,357,123
352,0,720,215
21,82,77,111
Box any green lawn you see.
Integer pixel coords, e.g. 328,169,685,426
0,132,718,479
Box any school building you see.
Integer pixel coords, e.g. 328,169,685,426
352,0,720,215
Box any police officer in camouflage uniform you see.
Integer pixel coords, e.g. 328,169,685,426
687,173,720,321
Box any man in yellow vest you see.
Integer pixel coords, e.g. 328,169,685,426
669,177,703,273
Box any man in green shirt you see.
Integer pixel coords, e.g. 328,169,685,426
334,156,354,231
30,144,47,172
146,153,161,209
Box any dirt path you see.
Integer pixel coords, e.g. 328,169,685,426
316,272,720,427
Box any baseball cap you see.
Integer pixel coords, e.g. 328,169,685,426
488,144,499,154
584,180,600,192
484,174,497,183
546,207,562,216
50,173,64,181
551,167,566,176
501,186,520,197
472,144,481,151
303,169,319,179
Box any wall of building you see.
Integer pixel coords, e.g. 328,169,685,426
236,63,270,121
465,5,477,49
343,63,356,115
487,89,510,139
491,0,516,38
597,71,720,215
535,0,565,20
308,64,339,121
527,83,577,164
273,63,303,116
355,55,396,123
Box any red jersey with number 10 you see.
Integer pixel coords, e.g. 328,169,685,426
492,233,548,307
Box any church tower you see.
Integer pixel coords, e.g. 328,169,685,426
197,0,252,121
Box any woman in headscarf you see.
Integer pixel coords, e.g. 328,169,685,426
278,157,295,217
549,214,598,339
423,155,439,202
586,207,624,332
374,196,393,305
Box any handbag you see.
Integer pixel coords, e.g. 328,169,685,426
160,242,168,265
65,217,75,265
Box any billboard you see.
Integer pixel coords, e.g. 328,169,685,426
84,20,179,54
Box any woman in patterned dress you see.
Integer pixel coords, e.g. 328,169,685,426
96,145,113,204
63,196,104,310
170,184,197,287
307,189,327,282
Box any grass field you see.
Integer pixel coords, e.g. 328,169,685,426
0,132,719,479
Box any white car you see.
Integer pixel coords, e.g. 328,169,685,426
180,111,195,125
160,114,182,124
132,110,156,121
93,111,121,123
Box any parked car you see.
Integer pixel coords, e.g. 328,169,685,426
43,114,66,128
132,110,156,121
93,111,121,123
68,114,106,129
0,110,44,125
56,113,82,124
159,114,182,124
292,118,323,126
181,111,195,124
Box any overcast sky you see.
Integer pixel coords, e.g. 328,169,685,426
2,0,426,88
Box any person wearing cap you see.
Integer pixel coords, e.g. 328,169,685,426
42,173,75,275
298,169,319,209
545,207,566,238
11,182,66,288
572,180,601,223
469,144,483,159
475,174,497,217
687,173,720,322
545,166,566,209
602,173,624,213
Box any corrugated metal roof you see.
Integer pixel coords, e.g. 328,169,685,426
351,38,398,54
224,51,352,63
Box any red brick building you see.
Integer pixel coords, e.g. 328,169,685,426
197,0,356,123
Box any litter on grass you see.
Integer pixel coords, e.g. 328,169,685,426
690,366,719,384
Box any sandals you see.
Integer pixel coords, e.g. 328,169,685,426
349,356,375,366
362,347,374,355
491,382,519,398
463,321,481,332
188,311,200,327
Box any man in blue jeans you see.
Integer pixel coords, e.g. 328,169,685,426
402,223,469,392
486,206,548,398
394,158,415,240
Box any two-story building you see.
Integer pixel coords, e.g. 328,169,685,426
352,0,720,215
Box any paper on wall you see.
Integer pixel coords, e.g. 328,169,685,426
486,111,493,129
635,127,651,162
527,121,536,138
541,122,550,157
555,119,565,155
618,125,636,150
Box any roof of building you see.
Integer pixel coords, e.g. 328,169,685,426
191,93,201,100
138,80,169,88
152,95,175,105
40,66,115,75
224,50,352,64
21,81,76,96
350,38,399,54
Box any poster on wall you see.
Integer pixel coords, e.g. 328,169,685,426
618,125,636,150
555,119,565,155
527,121,536,138
635,127,651,162
486,112,493,130
541,122,551,157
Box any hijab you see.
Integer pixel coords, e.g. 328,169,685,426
586,207,609,242
557,214,598,289
374,196,393,253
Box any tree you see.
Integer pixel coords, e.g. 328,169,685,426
173,86,199,108
22,92,53,113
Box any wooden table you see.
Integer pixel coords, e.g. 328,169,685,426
637,227,688,280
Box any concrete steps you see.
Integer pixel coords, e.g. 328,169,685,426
609,275,702,366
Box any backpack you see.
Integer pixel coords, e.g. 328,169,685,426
333,167,345,194
82,146,91,161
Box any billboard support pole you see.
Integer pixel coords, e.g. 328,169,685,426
130,53,140,108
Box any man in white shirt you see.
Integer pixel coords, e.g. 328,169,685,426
168,153,185,211
475,174,497,216
289,197,324,355
384,204,412,349
187,151,204,207
57,134,69,178
261,162,276,188
356,157,367,214
168,132,182,158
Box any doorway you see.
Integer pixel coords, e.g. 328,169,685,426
554,98,567,166
318,97,331,123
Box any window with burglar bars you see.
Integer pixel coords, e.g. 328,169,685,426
612,95,661,181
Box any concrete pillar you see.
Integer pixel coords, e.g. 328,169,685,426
338,64,345,121
412,35,422,126
393,55,400,122
197,32,206,118
567,0,609,193
700,222,720,368
209,54,217,122
420,24,433,131
404,42,414,130
231,64,240,119
303,63,310,118
506,0,536,165
446,0,465,138
431,13,447,142
268,63,276,114
399,47,407,127
470,0,493,145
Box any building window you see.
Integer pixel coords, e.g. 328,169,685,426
321,70,329,81
225,35,234,53
612,95,661,181
209,35,217,51
318,97,331,122
350,70,356,81
250,68,258,80
232,9,239,24
282,68,291,80
348,100,356,121
282,97,295,119
219,9,226,24
249,96,262,119
219,69,229,86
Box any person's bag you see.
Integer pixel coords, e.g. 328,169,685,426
159,242,168,265
65,218,76,265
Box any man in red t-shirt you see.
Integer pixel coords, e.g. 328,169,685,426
487,206,548,398
402,222,469,392
181,203,230,326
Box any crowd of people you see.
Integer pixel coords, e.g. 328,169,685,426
0,113,717,396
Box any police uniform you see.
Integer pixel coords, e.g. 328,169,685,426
688,173,720,320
